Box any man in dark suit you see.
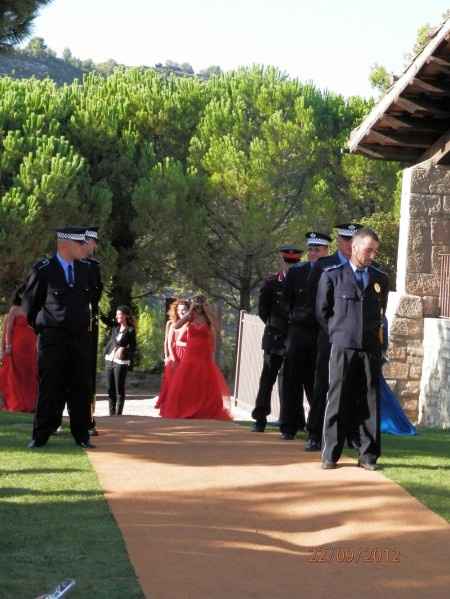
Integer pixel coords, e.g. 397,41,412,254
22,227,95,449
82,226,103,436
251,245,302,432
280,232,331,439
316,227,389,470
305,223,362,451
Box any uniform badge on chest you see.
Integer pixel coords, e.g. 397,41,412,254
374,282,381,294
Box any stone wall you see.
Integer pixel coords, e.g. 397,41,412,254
418,319,450,428
385,162,450,422
385,292,424,421
397,163,450,316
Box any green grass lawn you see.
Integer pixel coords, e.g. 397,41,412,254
0,411,144,599
380,429,450,523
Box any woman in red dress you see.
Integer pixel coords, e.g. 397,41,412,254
160,295,231,420
0,286,38,412
156,299,189,411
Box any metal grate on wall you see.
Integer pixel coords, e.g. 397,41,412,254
439,254,450,318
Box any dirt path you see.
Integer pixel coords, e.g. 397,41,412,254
88,416,450,599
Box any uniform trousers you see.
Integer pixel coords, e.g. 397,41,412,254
279,325,316,435
251,352,284,423
106,362,129,415
307,333,361,446
88,322,99,428
306,331,330,441
33,328,91,445
322,346,381,464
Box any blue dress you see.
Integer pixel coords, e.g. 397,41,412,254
379,317,416,435
380,375,416,436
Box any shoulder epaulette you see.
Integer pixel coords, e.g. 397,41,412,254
34,257,50,270
370,264,387,275
88,257,100,264
80,258,90,264
324,263,344,272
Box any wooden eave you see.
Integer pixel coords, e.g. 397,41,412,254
348,19,450,165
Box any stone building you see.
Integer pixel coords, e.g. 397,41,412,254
348,19,450,427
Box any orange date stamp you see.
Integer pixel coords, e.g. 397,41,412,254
307,547,400,564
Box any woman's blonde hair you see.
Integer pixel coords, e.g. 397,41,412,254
167,299,190,323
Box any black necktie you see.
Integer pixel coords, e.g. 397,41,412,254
68,264,74,287
355,269,365,291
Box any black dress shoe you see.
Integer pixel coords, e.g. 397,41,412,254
88,428,99,436
28,439,47,449
358,460,378,471
280,433,295,440
305,438,321,452
321,461,337,470
78,441,96,449
251,421,266,432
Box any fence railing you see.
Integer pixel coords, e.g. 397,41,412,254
439,254,450,318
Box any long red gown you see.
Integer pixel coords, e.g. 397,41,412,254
160,322,231,420
0,314,38,412
156,328,187,411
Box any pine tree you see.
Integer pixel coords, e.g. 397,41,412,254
0,1,53,49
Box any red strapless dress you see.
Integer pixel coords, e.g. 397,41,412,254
156,329,188,410
0,314,38,412
160,323,231,420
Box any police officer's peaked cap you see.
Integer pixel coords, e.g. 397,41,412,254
305,231,332,246
335,223,362,238
278,244,302,263
84,226,99,241
55,226,86,242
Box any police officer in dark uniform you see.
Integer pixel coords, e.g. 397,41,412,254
316,227,389,469
22,227,95,449
305,223,362,451
82,226,103,436
280,232,330,439
251,245,303,432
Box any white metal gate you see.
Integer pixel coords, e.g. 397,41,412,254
233,311,281,420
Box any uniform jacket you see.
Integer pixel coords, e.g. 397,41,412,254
83,257,103,315
104,325,137,365
258,272,289,354
308,252,341,311
316,262,389,351
22,255,92,333
284,261,316,329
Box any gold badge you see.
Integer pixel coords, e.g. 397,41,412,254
374,282,381,294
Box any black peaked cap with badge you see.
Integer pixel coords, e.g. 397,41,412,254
335,223,362,238
84,226,99,242
305,232,332,246
56,226,86,242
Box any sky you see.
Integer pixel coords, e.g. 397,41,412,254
31,0,450,98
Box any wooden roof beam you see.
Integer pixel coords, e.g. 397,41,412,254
395,96,450,117
420,128,450,165
409,77,450,95
426,55,450,75
365,129,436,148
377,114,450,131
358,144,422,162
428,55,450,67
